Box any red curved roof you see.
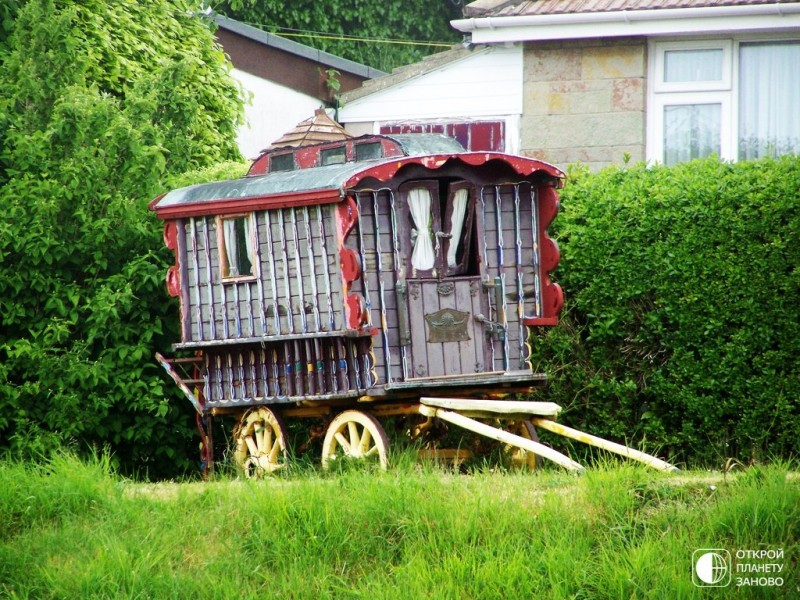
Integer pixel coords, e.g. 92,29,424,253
151,152,564,219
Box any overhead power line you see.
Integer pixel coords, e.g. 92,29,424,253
238,21,455,48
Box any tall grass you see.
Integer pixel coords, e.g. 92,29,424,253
1,453,797,598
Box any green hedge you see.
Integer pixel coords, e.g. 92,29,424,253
0,0,245,478
530,156,800,466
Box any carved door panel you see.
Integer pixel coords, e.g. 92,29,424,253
407,278,487,378
399,180,490,379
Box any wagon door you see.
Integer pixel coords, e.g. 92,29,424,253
398,180,490,379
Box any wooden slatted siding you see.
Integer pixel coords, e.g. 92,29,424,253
202,336,372,407
480,182,542,372
181,205,344,343
353,189,404,384
176,204,377,405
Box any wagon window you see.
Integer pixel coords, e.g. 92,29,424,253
320,146,346,166
407,187,436,272
270,153,294,172
219,215,255,279
443,182,475,276
355,142,382,161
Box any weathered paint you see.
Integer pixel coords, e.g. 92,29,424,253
151,134,564,409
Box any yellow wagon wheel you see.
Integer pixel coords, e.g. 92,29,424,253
233,407,289,478
504,420,542,470
321,410,389,470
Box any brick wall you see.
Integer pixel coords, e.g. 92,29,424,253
521,38,646,171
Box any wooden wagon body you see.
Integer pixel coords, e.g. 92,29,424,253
151,132,676,474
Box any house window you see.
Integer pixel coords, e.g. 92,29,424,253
649,38,800,164
219,215,255,280
739,42,800,160
663,103,722,165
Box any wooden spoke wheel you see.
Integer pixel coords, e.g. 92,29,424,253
321,410,389,470
233,407,289,478
504,420,542,471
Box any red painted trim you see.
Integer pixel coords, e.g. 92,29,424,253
152,188,343,219
532,184,564,326
340,248,361,282
148,192,167,212
166,265,181,297
248,155,268,176
345,294,367,329
336,196,358,241
523,316,559,327
163,222,178,250
153,153,563,219
344,153,565,189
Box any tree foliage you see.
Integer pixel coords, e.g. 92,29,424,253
0,0,245,477
531,157,800,467
213,0,464,72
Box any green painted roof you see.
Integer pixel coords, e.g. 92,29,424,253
155,162,366,209
154,134,465,210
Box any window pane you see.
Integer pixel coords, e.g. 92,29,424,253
664,49,723,83
222,216,253,278
355,142,382,161
233,218,253,277
663,104,721,165
739,42,800,160
407,187,435,271
320,146,346,165
270,153,293,172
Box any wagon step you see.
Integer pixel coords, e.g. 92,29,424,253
419,397,679,473
155,352,204,415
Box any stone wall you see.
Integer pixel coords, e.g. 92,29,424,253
521,38,646,171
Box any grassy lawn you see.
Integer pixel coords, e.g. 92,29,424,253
1,453,797,599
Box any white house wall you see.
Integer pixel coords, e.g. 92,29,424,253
232,68,323,160
339,45,523,150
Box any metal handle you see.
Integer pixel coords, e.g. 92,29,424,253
474,314,505,340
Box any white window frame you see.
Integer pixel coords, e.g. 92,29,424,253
653,40,733,93
651,92,733,164
647,35,800,164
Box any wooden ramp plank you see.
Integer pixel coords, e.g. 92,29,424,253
421,397,561,417
420,406,584,472
530,418,679,473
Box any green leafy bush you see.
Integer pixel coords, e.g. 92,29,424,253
0,0,244,477
531,157,800,467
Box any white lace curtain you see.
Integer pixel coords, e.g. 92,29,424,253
408,188,435,271
447,188,469,269
739,42,800,159
223,216,253,277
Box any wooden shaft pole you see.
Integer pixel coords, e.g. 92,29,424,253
529,418,679,472
420,406,584,473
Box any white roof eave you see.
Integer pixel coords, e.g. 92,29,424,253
451,4,800,43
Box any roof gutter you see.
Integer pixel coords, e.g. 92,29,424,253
452,4,800,43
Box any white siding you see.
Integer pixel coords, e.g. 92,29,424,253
232,68,323,160
338,45,523,123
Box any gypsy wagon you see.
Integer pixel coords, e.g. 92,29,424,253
150,128,676,475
